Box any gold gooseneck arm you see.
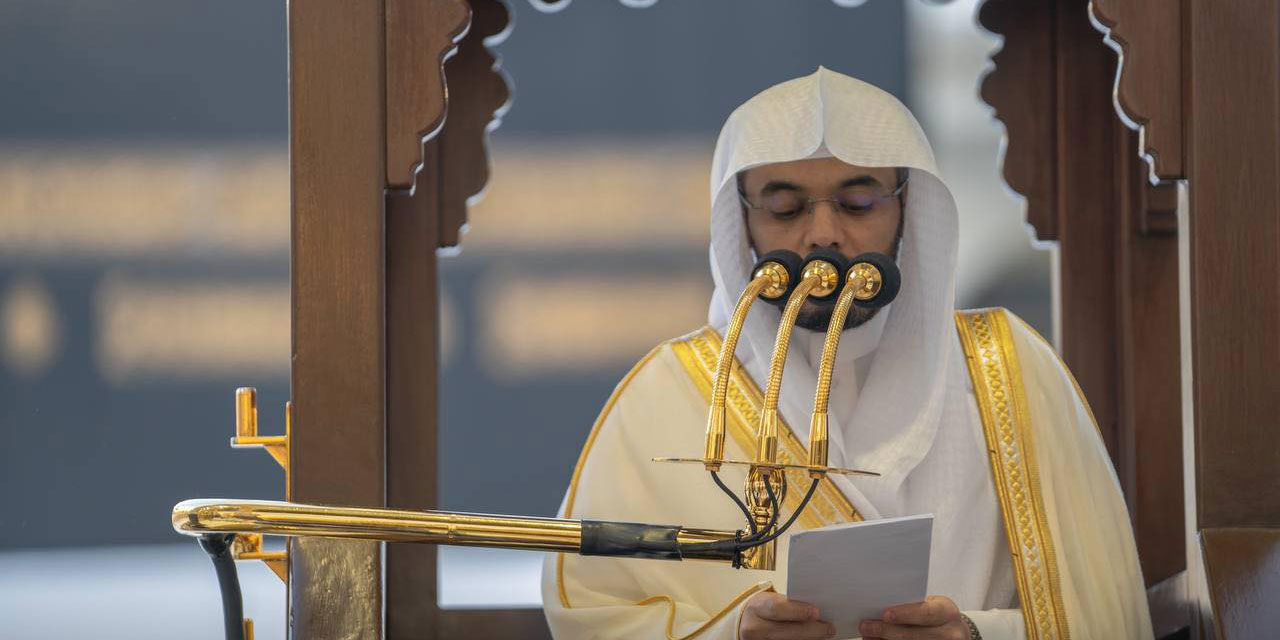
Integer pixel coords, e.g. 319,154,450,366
757,259,840,464
807,261,884,474
738,257,840,571
703,261,792,470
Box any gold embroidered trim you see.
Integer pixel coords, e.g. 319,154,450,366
554,342,773,639
956,309,1070,640
670,326,861,529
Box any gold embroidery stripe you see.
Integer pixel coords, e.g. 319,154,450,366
956,309,1069,640
671,326,860,528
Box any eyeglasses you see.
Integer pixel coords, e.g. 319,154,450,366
738,177,908,219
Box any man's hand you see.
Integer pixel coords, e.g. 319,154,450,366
858,596,969,640
739,591,836,640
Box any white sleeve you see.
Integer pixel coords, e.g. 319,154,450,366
964,608,1027,640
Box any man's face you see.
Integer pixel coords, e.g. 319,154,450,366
739,157,904,332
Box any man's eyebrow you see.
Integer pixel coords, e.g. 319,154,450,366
759,180,802,195
839,175,885,189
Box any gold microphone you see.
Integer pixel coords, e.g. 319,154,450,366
741,248,847,569
807,252,901,474
702,250,803,470
756,248,847,465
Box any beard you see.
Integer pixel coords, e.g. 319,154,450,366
790,222,902,333
793,300,883,332
753,196,904,334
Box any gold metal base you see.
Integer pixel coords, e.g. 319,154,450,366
231,533,288,583
229,388,292,584
652,457,879,477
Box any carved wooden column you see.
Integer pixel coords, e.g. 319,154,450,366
980,2,1185,632
1092,1,1280,637
289,0,468,637
383,0,472,634
385,0,543,637
289,0,394,635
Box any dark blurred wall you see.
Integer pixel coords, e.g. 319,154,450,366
0,0,289,139
0,0,905,140
0,0,906,548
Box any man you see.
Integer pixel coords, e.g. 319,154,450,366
542,67,1151,640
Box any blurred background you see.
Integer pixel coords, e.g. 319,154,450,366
0,0,1049,637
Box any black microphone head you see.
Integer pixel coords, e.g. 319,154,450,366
848,251,901,308
752,250,804,301
801,248,851,302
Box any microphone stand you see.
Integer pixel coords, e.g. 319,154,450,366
175,250,898,640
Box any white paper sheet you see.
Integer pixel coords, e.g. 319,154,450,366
785,513,933,639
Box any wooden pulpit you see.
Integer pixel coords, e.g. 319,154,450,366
275,1,1279,637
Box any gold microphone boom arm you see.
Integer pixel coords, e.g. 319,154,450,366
172,499,740,562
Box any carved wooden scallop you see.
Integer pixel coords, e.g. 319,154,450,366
385,0,471,190
1089,0,1185,182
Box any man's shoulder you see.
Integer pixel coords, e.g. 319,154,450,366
954,306,1059,367
953,306,1074,394
664,324,718,343
632,325,720,367
611,325,716,391
953,306,1046,345
955,306,1099,424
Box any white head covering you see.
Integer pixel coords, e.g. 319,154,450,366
708,66,957,507
707,66,1017,612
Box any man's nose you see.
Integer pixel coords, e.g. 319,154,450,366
803,201,842,251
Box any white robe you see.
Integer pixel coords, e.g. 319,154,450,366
541,311,1151,640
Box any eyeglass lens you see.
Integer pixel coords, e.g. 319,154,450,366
761,186,895,216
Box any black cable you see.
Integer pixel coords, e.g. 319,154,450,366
710,470,758,536
718,473,780,545
677,471,779,557
198,533,247,640
680,473,814,562
743,478,821,547
757,475,781,539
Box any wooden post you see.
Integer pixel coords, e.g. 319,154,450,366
289,0,466,636
288,0,388,635
1092,0,1280,636
1186,3,1280,635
